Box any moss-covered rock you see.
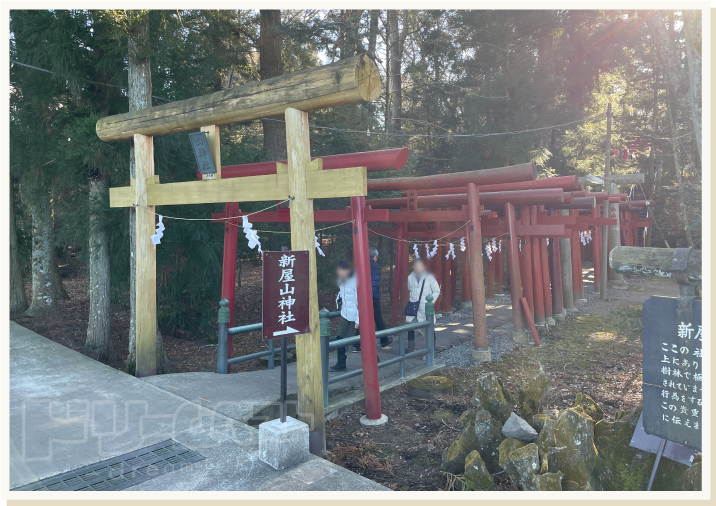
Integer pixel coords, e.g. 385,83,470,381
443,414,481,474
464,450,494,491
472,373,515,423
533,414,552,433
409,375,454,398
457,409,477,428
472,409,504,472
498,437,527,469
517,372,552,428
499,442,540,490
548,407,611,490
534,417,558,457
443,439,470,474
594,404,701,491
524,472,563,491
574,393,605,422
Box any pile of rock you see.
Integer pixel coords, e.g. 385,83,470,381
442,372,702,491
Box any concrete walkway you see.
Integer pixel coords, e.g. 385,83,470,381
8,322,385,492
142,303,514,425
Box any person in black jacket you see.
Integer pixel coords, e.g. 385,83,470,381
351,248,394,353
362,248,393,350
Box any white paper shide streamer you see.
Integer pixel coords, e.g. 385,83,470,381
151,216,165,245
430,240,439,258
413,244,420,259
446,243,456,260
315,236,325,257
242,216,262,253
460,237,467,252
485,242,493,261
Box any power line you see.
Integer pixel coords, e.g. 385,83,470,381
13,57,604,142
11,60,173,102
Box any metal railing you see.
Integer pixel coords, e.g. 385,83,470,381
319,300,436,408
216,299,340,373
216,295,437,409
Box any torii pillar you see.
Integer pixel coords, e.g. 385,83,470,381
466,183,490,361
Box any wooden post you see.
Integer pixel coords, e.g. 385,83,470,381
549,210,565,321
592,207,602,293
433,243,443,309
284,108,325,455
539,237,553,324
134,134,157,377
486,247,495,298
391,220,406,326
450,253,458,305
495,240,504,295
461,245,472,308
220,204,239,371
441,246,452,311
529,206,546,326
351,196,385,425
559,210,576,312
570,210,586,302
505,203,528,343
466,183,490,360
400,219,410,320
519,207,534,316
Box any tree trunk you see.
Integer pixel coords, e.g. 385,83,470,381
10,182,28,314
85,175,112,360
368,10,379,56
387,10,401,133
683,10,702,162
644,71,659,248
665,88,693,248
49,191,69,301
125,12,173,374
23,190,57,318
260,10,286,161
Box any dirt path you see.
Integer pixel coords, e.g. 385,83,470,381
323,274,680,491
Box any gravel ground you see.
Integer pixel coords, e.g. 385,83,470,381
435,322,517,368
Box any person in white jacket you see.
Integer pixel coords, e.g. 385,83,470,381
405,258,441,352
331,260,359,371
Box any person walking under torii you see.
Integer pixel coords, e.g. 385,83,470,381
405,258,441,353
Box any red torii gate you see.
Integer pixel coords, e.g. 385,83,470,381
366,182,573,348
208,148,408,370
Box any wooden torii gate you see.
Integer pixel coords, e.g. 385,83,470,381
100,54,383,455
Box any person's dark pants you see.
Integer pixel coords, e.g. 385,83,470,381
373,297,391,346
408,330,415,342
336,316,357,361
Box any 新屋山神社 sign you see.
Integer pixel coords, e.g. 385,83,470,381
642,296,702,451
262,251,311,341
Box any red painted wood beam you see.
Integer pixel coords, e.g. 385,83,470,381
211,148,409,179
224,208,390,223
506,203,527,332
366,162,537,192
367,188,564,209
544,197,596,210
402,175,581,196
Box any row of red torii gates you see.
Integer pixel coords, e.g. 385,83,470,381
208,145,653,374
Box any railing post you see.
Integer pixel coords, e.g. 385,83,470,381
399,331,406,378
268,339,275,370
217,299,230,374
425,294,435,367
320,308,331,409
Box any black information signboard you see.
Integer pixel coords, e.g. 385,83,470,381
262,251,311,341
642,296,702,451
